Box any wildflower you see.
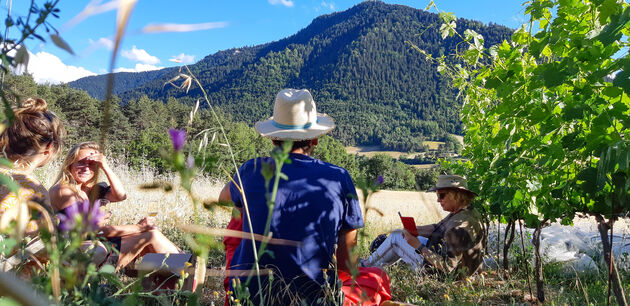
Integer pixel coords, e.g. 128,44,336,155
186,155,195,169
376,175,384,185
57,203,78,232
57,199,104,232
168,129,186,151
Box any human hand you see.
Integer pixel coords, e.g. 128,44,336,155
402,230,422,249
99,210,111,227
85,152,108,169
137,217,156,231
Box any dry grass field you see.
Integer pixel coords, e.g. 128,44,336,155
345,145,432,158
345,145,415,159
32,157,630,304
34,158,229,229
33,157,445,237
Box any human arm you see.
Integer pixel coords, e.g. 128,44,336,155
219,182,243,224
416,224,436,237
90,153,126,202
336,228,358,272
219,183,232,205
335,171,363,272
99,217,155,237
49,184,80,212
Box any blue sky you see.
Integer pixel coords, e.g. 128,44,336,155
8,0,528,84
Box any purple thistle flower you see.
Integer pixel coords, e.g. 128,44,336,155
168,129,186,151
57,199,104,233
58,203,78,232
376,175,384,185
87,201,104,231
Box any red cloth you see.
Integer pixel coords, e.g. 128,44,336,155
339,267,392,306
223,216,243,306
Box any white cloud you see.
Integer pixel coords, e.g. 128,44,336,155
269,0,294,7
88,37,114,50
23,51,96,84
321,2,335,10
143,22,229,33
121,46,160,64
114,63,162,73
61,0,119,32
170,53,195,64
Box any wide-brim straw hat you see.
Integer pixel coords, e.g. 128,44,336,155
255,89,335,141
428,174,478,196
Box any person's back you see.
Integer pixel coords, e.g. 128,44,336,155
224,89,363,304
0,98,65,271
229,154,361,283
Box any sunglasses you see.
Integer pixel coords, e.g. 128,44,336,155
75,159,96,168
437,192,449,200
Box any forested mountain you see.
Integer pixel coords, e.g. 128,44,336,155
69,1,512,151
68,68,176,100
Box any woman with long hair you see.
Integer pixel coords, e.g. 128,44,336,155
0,98,65,271
49,142,181,270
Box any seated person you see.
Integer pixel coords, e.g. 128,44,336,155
0,98,65,271
363,174,485,278
224,89,382,304
49,142,181,270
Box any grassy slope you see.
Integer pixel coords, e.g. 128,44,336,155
33,160,630,304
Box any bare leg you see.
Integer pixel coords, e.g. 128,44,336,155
116,229,180,270
80,240,108,266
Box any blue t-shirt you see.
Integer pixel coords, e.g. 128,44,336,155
229,153,363,286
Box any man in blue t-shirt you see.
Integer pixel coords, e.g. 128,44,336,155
219,89,363,305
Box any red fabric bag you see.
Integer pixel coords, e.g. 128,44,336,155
339,267,392,305
223,216,244,306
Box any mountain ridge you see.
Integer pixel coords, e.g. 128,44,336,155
69,1,512,150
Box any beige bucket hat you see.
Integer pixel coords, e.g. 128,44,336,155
428,174,477,196
255,89,335,141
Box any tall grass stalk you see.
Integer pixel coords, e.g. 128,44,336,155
178,65,267,301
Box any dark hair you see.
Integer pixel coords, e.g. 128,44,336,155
271,139,313,152
0,98,65,160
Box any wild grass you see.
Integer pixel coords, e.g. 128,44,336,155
31,157,630,304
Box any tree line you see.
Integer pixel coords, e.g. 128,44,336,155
5,73,439,191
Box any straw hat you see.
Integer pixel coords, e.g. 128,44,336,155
428,174,477,196
255,89,335,141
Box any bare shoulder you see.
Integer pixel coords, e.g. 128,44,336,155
49,184,75,197
49,184,79,211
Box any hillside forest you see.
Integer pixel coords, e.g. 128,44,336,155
69,1,512,152
3,73,439,191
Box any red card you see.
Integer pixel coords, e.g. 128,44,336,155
399,213,418,236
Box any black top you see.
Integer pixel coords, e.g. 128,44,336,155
57,182,110,215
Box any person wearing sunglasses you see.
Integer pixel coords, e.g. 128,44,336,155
362,174,485,278
50,142,181,270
